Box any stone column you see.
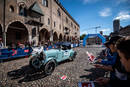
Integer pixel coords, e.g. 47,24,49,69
50,0,53,42
50,30,53,42
28,32,32,44
2,31,6,47
36,26,39,46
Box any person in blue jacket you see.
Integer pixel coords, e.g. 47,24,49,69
95,36,130,87
97,36,122,66
95,35,125,81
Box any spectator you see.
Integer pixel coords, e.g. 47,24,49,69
116,36,130,74
97,36,122,66
0,38,4,49
95,36,130,87
95,36,125,81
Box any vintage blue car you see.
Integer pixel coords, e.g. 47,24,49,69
29,42,77,75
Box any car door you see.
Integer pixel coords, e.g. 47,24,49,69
63,49,70,60
57,49,64,62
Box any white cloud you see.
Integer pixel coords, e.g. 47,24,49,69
114,11,130,21
99,8,112,17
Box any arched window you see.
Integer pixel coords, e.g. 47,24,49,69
71,22,73,27
48,18,50,25
54,21,56,27
66,17,68,23
9,5,14,12
57,8,61,17
19,4,27,17
42,0,48,7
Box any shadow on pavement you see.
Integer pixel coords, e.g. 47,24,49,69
0,56,29,63
7,60,71,83
80,68,106,81
7,65,47,83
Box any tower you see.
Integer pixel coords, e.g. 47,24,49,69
113,19,120,32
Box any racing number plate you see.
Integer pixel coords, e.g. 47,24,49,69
64,52,69,56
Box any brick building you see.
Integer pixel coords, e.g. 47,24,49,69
0,0,80,47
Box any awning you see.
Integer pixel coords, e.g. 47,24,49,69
29,2,44,16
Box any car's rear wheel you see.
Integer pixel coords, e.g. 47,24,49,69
44,61,56,75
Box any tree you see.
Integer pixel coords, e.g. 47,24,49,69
80,34,86,40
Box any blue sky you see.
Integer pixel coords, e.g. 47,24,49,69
60,0,130,35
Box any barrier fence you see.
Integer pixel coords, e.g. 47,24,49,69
0,47,32,60
0,43,79,60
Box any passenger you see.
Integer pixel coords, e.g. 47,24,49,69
95,36,130,87
0,38,4,49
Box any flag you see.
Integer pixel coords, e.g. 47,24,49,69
78,82,95,87
86,51,96,62
60,75,67,80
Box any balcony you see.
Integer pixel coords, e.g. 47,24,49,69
24,17,43,27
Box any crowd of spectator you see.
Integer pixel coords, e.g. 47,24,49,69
0,38,79,50
93,35,130,87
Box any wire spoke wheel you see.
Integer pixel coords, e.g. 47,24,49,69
44,62,55,75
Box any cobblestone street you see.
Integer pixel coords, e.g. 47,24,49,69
0,46,106,87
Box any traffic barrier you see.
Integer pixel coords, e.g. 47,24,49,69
0,47,32,60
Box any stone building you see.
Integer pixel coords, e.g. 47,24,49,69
0,0,80,47
119,25,130,36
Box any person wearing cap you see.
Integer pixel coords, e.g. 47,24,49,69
94,36,128,86
94,36,123,81
97,36,122,66
0,38,4,49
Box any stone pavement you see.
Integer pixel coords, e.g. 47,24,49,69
0,45,106,87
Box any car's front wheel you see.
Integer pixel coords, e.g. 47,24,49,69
44,61,56,75
29,57,42,70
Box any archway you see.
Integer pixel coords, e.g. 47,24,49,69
0,24,2,38
6,21,28,46
39,29,50,43
59,33,62,41
83,34,106,47
53,32,58,42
